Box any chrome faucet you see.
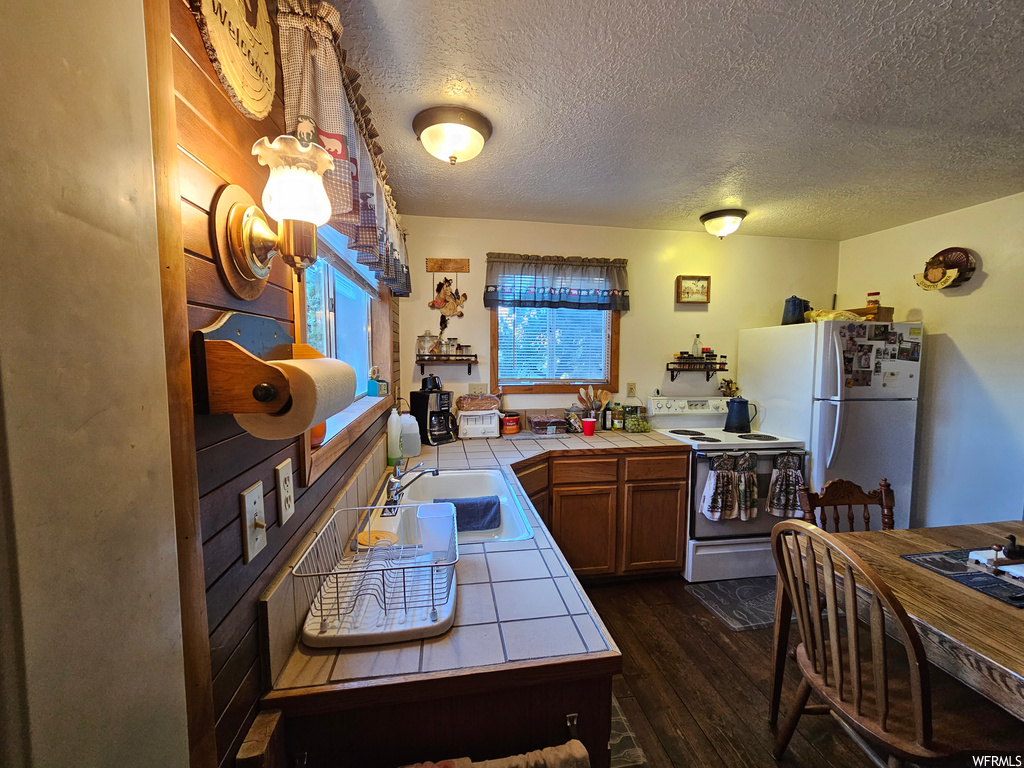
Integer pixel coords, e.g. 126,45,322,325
382,462,439,513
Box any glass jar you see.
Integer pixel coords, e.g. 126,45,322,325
623,405,651,433
416,330,437,356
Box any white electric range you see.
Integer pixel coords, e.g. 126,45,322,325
649,397,806,582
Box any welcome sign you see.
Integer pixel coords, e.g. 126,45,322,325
192,0,276,119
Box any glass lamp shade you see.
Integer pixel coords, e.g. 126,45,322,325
252,135,334,226
413,106,493,164
419,122,487,164
700,209,747,238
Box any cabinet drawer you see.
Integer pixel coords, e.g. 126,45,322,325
514,460,549,496
624,454,688,482
551,457,619,485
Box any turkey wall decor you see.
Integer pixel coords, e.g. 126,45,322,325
914,247,976,291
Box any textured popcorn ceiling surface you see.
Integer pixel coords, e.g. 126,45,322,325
330,0,1024,240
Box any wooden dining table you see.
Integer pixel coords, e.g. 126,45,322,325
768,519,1024,726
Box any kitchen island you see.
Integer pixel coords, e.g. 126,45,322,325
249,431,688,768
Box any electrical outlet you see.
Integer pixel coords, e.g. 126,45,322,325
468,383,488,395
276,459,295,526
240,481,267,564
626,382,637,398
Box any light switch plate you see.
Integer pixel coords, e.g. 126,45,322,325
276,459,295,526
626,382,637,398
468,383,488,395
240,481,267,564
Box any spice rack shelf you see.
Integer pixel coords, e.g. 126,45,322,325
416,354,479,375
666,361,729,382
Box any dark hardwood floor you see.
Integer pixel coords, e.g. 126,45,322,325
585,576,875,768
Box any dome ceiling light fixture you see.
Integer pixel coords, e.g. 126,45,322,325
412,106,493,165
700,209,747,239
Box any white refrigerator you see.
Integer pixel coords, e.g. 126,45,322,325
738,321,923,529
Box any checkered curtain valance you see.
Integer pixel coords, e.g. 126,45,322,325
483,253,630,311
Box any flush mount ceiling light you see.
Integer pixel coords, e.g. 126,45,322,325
211,135,334,300
412,106,493,165
700,209,747,239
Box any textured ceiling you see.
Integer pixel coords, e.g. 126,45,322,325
330,0,1024,240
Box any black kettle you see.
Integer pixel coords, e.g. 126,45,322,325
421,374,443,391
724,396,758,433
781,295,812,325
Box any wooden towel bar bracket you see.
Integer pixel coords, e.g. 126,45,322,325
191,311,308,415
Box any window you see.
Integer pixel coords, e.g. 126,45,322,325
305,258,371,400
304,232,379,444
491,308,620,393
485,252,627,393
497,306,610,382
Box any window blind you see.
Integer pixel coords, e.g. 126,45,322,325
497,306,610,383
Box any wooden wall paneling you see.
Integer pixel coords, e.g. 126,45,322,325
186,256,293,321
175,96,270,201
195,430,294,498
200,442,302,541
193,412,246,451
146,0,218,764
178,147,225,213
207,413,387,675
213,622,260,721
215,659,261,762
371,284,393,384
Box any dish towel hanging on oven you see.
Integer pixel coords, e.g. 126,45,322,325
698,454,736,521
767,452,804,517
734,452,758,520
699,453,759,521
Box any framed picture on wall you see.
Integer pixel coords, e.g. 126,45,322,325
676,275,711,304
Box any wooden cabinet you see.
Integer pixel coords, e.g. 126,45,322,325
515,457,550,527
621,481,686,571
526,450,688,577
551,485,619,576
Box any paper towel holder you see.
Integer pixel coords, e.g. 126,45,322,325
191,312,302,415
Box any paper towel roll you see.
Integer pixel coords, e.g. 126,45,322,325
234,358,356,440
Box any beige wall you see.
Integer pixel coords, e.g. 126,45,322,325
837,192,1024,528
0,3,189,767
400,216,839,411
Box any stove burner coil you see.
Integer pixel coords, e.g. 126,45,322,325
669,429,706,436
699,437,722,442
737,433,778,441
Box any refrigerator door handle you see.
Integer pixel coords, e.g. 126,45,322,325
832,329,845,401
826,399,843,468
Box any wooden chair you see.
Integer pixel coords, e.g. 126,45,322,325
799,477,896,532
770,520,1024,766
770,477,897,727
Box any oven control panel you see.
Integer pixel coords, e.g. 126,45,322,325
648,397,730,413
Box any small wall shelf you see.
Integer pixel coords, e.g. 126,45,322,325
417,354,479,375
666,362,728,383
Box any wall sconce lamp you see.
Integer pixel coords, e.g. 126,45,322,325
700,209,747,239
211,135,334,300
412,106,493,165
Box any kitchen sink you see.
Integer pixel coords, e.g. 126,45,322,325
371,468,534,544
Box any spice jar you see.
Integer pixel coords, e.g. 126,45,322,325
866,292,881,308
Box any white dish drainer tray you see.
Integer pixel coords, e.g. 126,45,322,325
292,503,458,647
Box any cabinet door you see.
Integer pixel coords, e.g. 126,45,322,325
621,481,686,572
532,490,550,529
551,485,618,576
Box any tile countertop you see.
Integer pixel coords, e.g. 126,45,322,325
265,430,689,704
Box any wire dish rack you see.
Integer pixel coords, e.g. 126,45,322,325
293,503,458,647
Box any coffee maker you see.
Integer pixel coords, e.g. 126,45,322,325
409,375,457,445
